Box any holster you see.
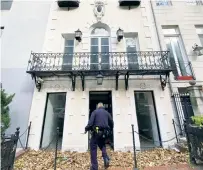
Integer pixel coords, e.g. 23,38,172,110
92,127,110,139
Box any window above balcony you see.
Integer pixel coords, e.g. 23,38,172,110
58,0,79,8
119,0,141,7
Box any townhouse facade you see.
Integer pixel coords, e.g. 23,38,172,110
27,0,175,152
151,0,203,134
1,0,203,152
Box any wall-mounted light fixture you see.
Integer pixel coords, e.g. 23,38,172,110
75,29,82,42
192,43,203,56
117,28,124,42
96,73,104,85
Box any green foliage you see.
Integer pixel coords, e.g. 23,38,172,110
191,115,203,127
1,88,15,134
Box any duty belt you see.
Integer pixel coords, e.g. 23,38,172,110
93,126,109,138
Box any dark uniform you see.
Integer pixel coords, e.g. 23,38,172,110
85,106,114,170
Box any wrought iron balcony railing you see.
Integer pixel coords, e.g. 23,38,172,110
27,51,172,76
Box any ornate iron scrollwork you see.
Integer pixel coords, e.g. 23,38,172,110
80,73,85,91
125,72,129,90
27,51,173,91
160,74,169,91
71,75,76,91
115,72,119,90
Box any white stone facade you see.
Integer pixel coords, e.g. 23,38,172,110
28,77,175,152
27,1,203,152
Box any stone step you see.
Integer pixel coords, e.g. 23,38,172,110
174,143,188,153
179,137,187,144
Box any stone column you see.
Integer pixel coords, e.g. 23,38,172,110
187,85,203,116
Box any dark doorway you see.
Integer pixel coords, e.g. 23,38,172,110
178,88,194,120
89,91,114,150
134,91,161,150
40,93,66,150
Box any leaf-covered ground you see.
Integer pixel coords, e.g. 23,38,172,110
15,148,189,170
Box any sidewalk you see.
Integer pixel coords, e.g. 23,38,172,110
15,148,27,158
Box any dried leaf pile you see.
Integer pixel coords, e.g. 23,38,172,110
15,148,189,170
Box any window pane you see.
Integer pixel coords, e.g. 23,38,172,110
162,28,177,35
199,35,203,46
91,38,98,46
126,38,137,52
101,46,109,53
196,27,203,34
91,46,99,53
65,40,74,46
165,37,189,76
156,0,172,6
127,46,137,52
64,47,74,53
101,38,109,45
1,1,13,10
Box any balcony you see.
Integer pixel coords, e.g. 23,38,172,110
27,51,171,75
119,0,141,7
58,0,79,8
27,51,172,91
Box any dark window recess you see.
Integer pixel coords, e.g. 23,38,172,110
1,0,13,10
57,0,79,8
119,0,141,7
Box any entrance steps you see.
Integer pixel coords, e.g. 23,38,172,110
168,137,188,153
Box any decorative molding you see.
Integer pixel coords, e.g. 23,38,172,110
139,83,152,89
93,0,105,22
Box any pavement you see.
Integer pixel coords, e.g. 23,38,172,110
15,148,27,158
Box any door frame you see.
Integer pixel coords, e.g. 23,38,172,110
39,92,67,149
88,91,114,149
134,90,162,147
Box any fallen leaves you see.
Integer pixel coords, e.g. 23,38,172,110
14,148,189,170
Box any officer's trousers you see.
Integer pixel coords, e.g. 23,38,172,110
90,133,109,170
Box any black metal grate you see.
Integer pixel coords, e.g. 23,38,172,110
184,122,203,163
1,128,20,170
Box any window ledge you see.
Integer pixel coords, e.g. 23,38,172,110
176,76,194,81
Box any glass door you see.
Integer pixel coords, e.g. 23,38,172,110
162,27,191,78
135,91,161,148
62,39,74,71
126,37,139,70
90,27,110,70
164,37,189,77
90,37,110,70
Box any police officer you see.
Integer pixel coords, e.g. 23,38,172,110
85,102,114,170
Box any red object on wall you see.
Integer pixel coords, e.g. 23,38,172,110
176,76,193,80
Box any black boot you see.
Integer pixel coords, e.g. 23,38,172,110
103,156,110,169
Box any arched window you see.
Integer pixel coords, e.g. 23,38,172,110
90,27,110,70
91,28,109,36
